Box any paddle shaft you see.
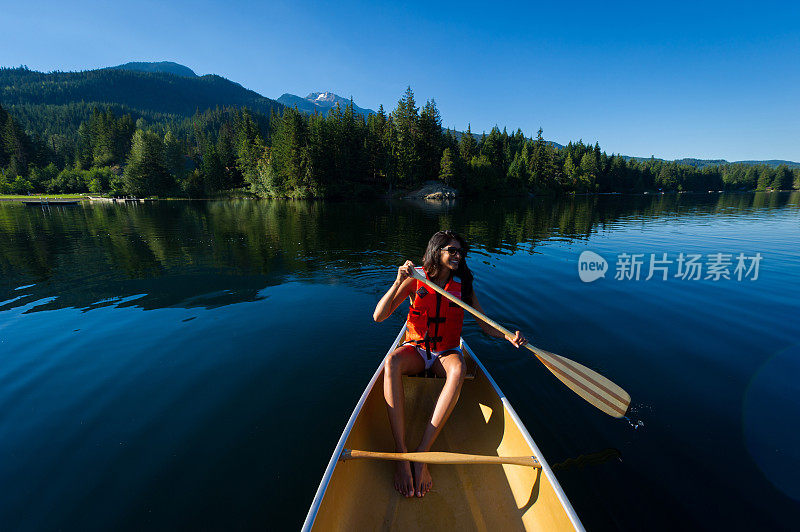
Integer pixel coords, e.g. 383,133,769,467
341,449,541,468
409,268,630,418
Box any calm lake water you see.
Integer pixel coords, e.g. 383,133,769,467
1,193,799,530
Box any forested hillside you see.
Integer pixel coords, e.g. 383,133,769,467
0,66,280,116
1,65,798,198
109,61,198,77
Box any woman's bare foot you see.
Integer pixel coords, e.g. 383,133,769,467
394,460,414,497
412,461,432,497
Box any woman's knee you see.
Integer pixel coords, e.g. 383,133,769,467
445,355,467,383
386,346,414,373
385,351,401,372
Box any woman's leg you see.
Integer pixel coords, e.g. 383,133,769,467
384,344,425,498
412,350,467,497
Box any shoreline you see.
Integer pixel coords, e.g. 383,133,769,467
1,189,795,203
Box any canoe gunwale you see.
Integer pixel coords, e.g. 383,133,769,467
460,341,585,532
301,325,408,531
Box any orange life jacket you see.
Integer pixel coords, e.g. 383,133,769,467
405,271,464,353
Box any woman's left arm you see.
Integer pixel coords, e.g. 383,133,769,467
471,293,528,348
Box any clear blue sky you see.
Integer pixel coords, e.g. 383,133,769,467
2,0,799,161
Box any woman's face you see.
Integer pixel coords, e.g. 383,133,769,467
439,238,464,271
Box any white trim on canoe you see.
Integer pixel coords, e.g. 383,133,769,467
461,341,585,532
301,326,408,531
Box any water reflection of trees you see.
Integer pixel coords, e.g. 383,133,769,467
0,192,796,313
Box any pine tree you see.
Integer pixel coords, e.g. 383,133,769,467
529,127,549,190
0,104,8,169
164,131,186,180
459,124,477,162
756,167,773,190
216,122,239,188
580,152,598,190
481,127,504,170
771,165,792,190
563,154,577,190
656,163,678,191
123,129,170,196
269,108,309,196
234,110,265,190
4,114,30,174
75,122,92,169
743,166,759,189
366,105,389,186
201,142,226,195
90,108,114,166
439,148,456,186
418,99,442,182
507,152,529,191
392,86,420,186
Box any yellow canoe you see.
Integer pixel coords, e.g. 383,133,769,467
302,326,584,531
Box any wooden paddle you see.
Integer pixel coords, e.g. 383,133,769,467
410,268,631,418
340,449,541,468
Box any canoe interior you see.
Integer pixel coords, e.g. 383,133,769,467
311,340,579,531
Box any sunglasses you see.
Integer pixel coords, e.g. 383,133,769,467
441,246,466,256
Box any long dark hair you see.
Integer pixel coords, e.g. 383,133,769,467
422,230,474,304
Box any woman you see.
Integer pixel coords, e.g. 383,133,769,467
373,230,527,499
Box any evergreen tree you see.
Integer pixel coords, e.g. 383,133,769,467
74,122,92,169
90,108,114,166
123,129,170,196
4,114,30,174
459,124,477,162
528,127,550,190
366,105,389,186
201,142,226,195
580,152,598,189
164,131,187,180
756,167,773,190
418,99,442,182
234,110,265,190
392,87,420,186
507,151,529,191
743,166,759,190
481,127,504,169
656,163,679,190
563,154,578,190
771,165,793,190
269,107,309,197
439,148,457,186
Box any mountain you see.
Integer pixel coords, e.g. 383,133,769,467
0,66,281,118
624,156,800,169
732,159,800,169
275,93,320,115
277,91,375,118
109,61,197,78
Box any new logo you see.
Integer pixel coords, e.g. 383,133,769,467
578,251,608,283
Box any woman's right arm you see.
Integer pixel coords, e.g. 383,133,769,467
373,260,417,322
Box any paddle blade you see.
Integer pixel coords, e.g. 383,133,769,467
529,346,630,418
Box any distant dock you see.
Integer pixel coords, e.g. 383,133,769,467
88,197,158,203
22,199,81,206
